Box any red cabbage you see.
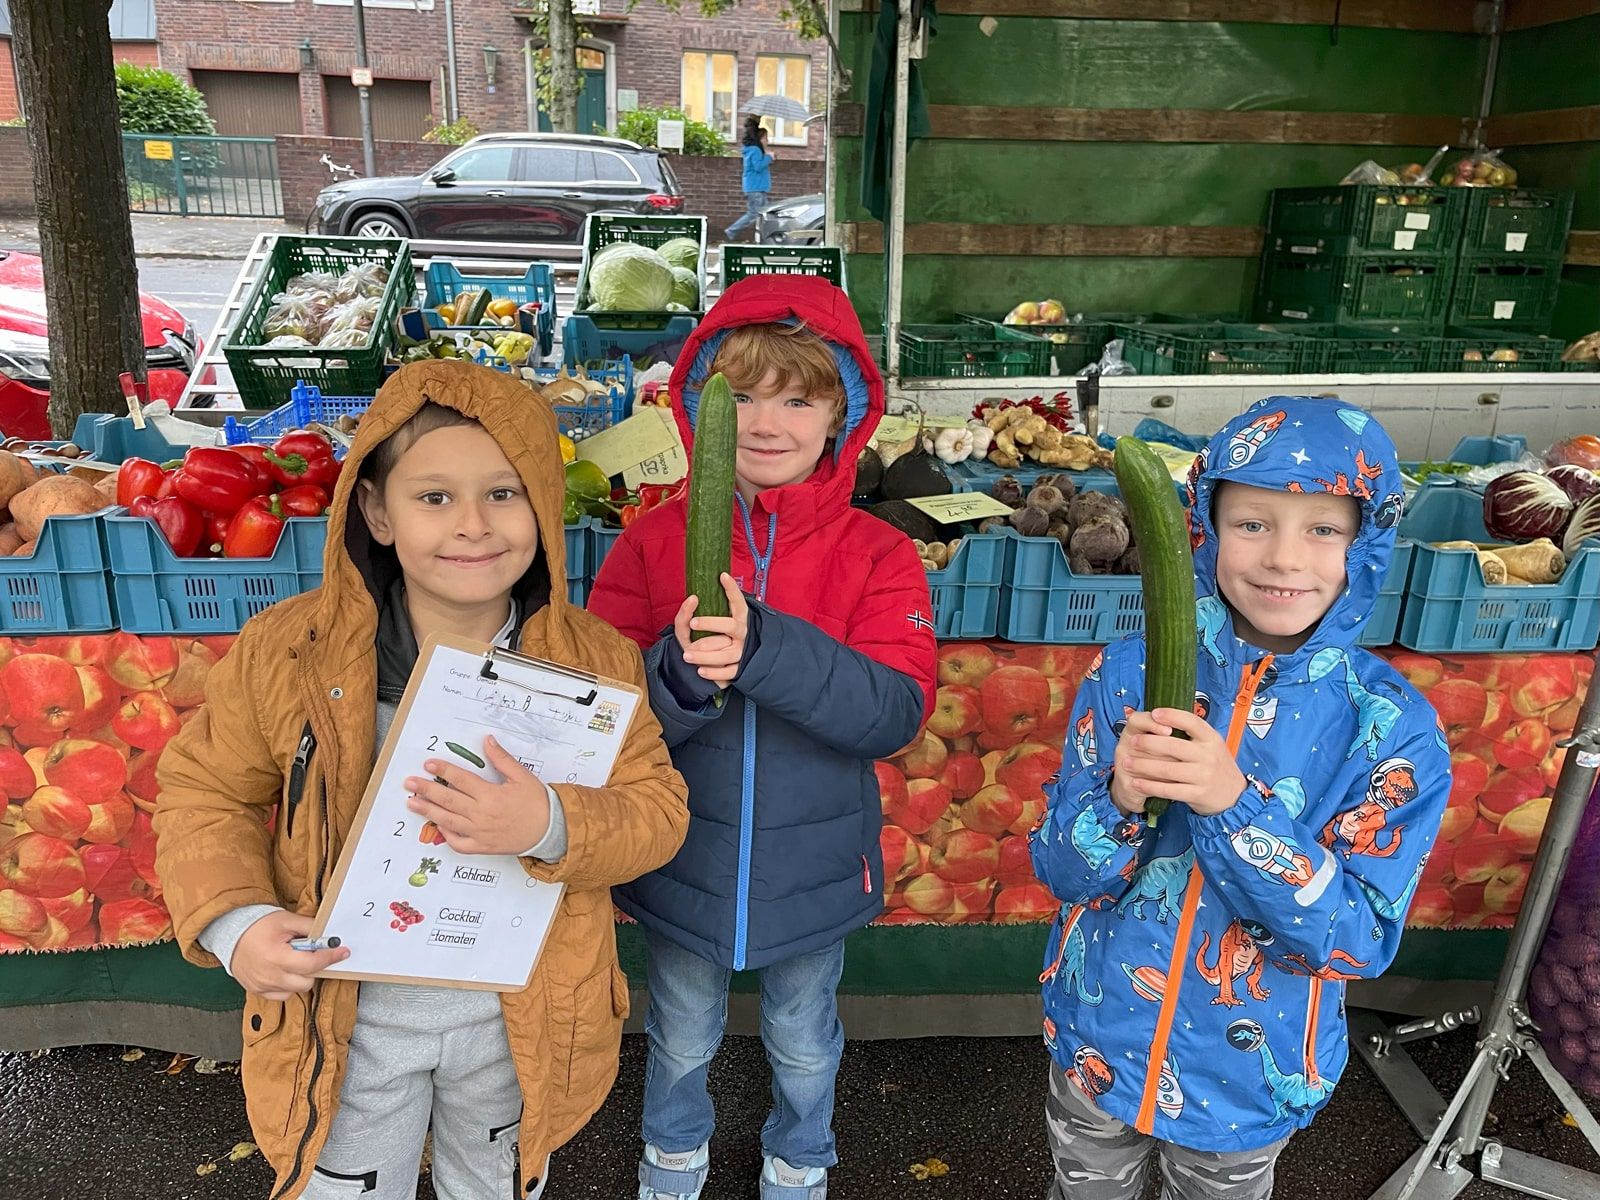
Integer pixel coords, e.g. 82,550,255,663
1482,471,1574,542
1547,464,1600,504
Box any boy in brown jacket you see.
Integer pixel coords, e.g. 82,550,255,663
154,360,690,1200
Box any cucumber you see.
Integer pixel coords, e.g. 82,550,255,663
1113,436,1198,826
685,372,736,642
454,288,492,326
444,741,486,769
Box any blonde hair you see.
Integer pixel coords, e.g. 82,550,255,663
703,323,848,432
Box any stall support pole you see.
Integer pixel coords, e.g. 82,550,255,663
823,0,841,254
883,0,912,397
1471,0,1506,152
1359,650,1600,1200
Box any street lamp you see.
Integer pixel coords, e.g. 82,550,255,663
483,45,500,88
299,38,315,71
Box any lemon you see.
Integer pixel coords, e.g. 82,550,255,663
559,433,577,464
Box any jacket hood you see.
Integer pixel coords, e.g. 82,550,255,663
1185,396,1404,682
667,274,883,522
317,359,569,654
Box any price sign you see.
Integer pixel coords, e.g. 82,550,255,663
905,493,1015,525
576,407,684,482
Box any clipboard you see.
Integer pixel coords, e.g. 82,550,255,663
310,633,643,990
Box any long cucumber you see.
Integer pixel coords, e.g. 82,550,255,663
1114,436,1198,826
685,372,737,641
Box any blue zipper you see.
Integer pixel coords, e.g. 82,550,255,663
732,496,777,970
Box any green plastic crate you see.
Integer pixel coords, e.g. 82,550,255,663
1118,322,1307,376
898,325,1051,378
1266,185,1467,256
1257,253,1455,328
224,235,414,410
1448,256,1563,332
720,245,845,292
575,213,707,321
1437,327,1567,372
1462,188,1574,257
957,315,1108,376
1270,323,1442,373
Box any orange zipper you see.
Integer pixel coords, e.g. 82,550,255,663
1133,654,1274,1134
1304,977,1324,1088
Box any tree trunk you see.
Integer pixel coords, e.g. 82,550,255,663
10,0,147,436
547,0,580,134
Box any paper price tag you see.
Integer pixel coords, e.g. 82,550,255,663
623,443,688,490
575,407,683,480
905,493,1015,524
1392,230,1419,251
1493,301,1517,320
1404,211,1432,230
1505,232,1529,252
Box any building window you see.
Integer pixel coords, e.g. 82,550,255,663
681,51,737,141
753,55,809,145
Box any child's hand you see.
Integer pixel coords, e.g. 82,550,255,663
405,737,552,856
1118,708,1247,818
671,573,749,690
1109,711,1159,816
231,910,350,1000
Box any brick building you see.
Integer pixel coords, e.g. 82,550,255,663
0,0,162,122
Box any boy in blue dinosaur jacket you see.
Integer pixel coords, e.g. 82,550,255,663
1030,396,1449,1200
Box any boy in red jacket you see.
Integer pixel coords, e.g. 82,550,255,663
588,275,936,1200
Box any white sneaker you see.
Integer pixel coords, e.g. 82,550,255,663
637,1142,709,1200
761,1154,827,1199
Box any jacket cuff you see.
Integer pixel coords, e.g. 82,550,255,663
197,903,283,978
655,629,723,710
1188,776,1275,849
522,783,568,861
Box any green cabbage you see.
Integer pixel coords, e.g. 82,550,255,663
658,237,701,271
669,266,700,310
666,302,690,312
585,243,673,312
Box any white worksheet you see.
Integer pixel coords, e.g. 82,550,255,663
311,634,641,989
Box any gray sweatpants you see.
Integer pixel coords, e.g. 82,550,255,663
302,983,544,1200
1045,1061,1287,1200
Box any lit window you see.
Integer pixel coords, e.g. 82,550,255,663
754,55,810,145
681,51,738,141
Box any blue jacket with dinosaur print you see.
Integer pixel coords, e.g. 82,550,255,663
1030,396,1449,1152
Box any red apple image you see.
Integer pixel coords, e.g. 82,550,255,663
127,812,160,891
0,887,47,939
930,828,1001,885
104,633,180,692
0,653,84,733
1453,832,1521,885
80,843,153,902
97,897,173,945
874,761,908,816
20,787,92,841
1406,885,1454,928
938,751,985,801
949,880,993,923
994,882,1057,923
996,833,1037,886
1509,656,1579,718
980,666,1052,739
0,747,33,800
949,734,978,755
900,872,956,917
1478,690,1513,740
22,747,49,789
112,691,182,753
27,636,106,666
978,749,1007,788
1452,882,1489,926
1437,793,1477,845
897,729,948,781
43,738,127,804
70,665,120,734
1449,753,1490,802
1484,862,1531,916
1038,677,1074,738
1541,746,1567,792
997,741,1063,799
963,783,1023,835
976,725,1025,753
1547,697,1582,737
1428,679,1487,739
24,914,73,951
1478,766,1545,824
0,930,29,952
875,907,924,926
890,778,953,836
0,832,86,898
1493,718,1553,771
0,636,15,669
39,887,94,934
1009,791,1047,837
880,825,919,884
927,685,983,739
1498,797,1551,857
80,792,135,845
937,643,997,688
1420,841,1456,886
1387,652,1444,689
125,751,161,813
159,639,219,707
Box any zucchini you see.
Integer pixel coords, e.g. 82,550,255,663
1113,436,1198,826
685,372,737,642
454,288,492,326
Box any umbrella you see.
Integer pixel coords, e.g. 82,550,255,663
741,94,811,124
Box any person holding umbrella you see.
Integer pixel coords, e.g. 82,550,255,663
726,114,776,243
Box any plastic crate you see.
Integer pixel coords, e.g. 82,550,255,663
1266,185,1467,256
899,325,1052,379
224,236,415,409
222,381,370,452
563,313,697,370
1282,324,1442,373
564,519,590,607
1358,540,1412,648
1462,188,1575,257
1402,434,1527,473
1395,484,1600,653
422,261,558,360
1563,358,1600,373
1257,253,1455,328
999,530,1145,644
1437,328,1567,372
1118,322,1308,376
958,315,1108,376
65,414,201,465
104,508,328,634
925,532,1009,639
588,522,623,592
1447,258,1563,332
532,359,634,438
720,245,845,292
947,458,1119,497
0,512,115,633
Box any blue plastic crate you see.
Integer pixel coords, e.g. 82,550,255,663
423,261,558,360
947,457,1119,497
926,532,1009,639
589,522,623,591
0,513,115,633
67,414,194,465
104,508,328,634
998,530,1145,644
533,360,634,438
563,519,591,607
222,381,369,455
1357,540,1412,648
1395,483,1600,653
564,313,697,370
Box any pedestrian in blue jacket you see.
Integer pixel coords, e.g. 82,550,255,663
726,117,775,242
1031,396,1448,1200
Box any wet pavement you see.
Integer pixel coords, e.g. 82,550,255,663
0,1021,1595,1199
0,213,300,260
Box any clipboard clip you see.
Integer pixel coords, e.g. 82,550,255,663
479,647,598,707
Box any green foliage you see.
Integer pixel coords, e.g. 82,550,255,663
609,106,727,157
637,0,827,38
114,63,216,136
127,180,170,207
0,116,25,128
423,115,480,145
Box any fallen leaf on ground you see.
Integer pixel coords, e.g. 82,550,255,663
194,1058,220,1075
164,1053,194,1075
907,1157,950,1180
229,1142,257,1161
120,1049,145,1062
195,1162,217,1176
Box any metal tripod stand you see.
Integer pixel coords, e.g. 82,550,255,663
1355,651,1600,1200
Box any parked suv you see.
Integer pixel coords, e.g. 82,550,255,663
309,133,685,243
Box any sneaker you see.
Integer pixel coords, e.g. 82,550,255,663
760,1154,827,1199
638,1143,709,1200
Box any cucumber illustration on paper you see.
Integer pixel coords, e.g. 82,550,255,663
445,740,486,769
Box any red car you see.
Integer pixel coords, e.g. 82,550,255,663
0,248,197,440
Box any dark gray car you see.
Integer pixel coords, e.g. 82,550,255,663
308,133,684,243
755,193,824,245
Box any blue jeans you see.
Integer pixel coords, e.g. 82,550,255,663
641,930,846,1169
726,191,770,239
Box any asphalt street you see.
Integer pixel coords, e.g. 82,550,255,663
136,257,237,344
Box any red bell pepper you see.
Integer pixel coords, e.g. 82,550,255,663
176,447,263,515
156,469,182,500
276,484,330,518
116,458,167,508
130,495,203,557
228,444,276,494
223,496,286,558
619,501,643,529
264,431,340,490
203,512,231,556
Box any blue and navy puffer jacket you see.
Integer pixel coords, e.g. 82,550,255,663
1030,396,1449,1152
588,275,937,971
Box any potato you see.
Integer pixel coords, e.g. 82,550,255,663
8,475,106,542
0,451,31,511
0,525,20,555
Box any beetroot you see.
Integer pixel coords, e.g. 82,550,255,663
1554,963,1586,1004
1531,968,1561,1011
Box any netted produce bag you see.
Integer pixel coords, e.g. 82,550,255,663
318,295,382,347
333,261,391,303
261,290,330,342
1528,780,1600,1098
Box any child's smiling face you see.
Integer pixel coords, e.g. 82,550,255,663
732,367,840,502
1212,482,1359,654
